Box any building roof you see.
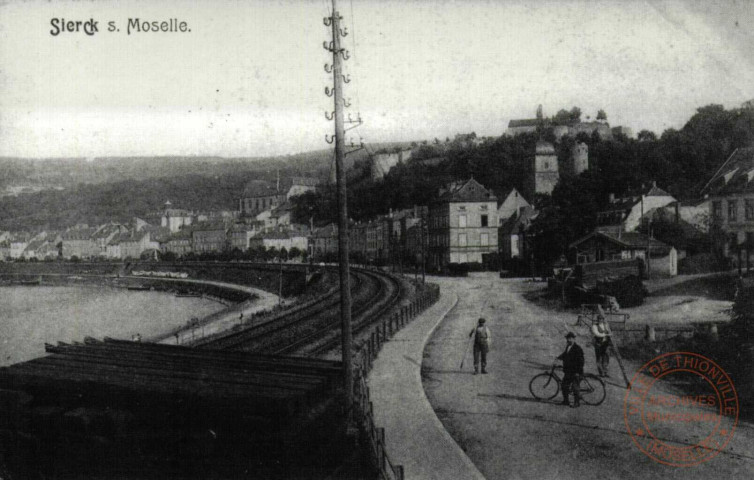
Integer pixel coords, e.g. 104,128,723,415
167,229,193,240
597,182,675,225
287,177,319,188
108,231,134,246
437,178,497,203
121,231,150,243
192,222,228,233
311,223,338,238
24,239,46,252
254,231,303,240
142,225,172,242
91,223,123,240
270,201,294,218
241,180,279,198
499,206,538,236
535,141,556,154
9,232,32,243
61,227,97,241
569,229,670,251
508,119,539,128
701,147,754,196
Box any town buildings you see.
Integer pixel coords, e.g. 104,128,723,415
596,182,677,233
427,178,498,270
238,177,318,217
701,147,754,264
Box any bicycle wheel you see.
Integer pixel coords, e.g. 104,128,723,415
529,373,560,401
579,374,606,405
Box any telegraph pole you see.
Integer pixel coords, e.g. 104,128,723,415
324,0,362,413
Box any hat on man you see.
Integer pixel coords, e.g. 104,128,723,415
565,332,576,339
478,318,486,324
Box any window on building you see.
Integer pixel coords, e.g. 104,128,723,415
481,214,488,227
459,253,468,263
459,215,467,228
712,201,722,219
728,200,737,221
458,233,467,247
481,233,489,246
746,199,754,220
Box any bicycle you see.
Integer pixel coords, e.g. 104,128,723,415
529,364,606,406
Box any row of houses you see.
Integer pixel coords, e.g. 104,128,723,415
0,218,314,262
309,179,506,270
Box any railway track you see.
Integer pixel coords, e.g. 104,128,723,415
277,268,402,356
196,267,402,356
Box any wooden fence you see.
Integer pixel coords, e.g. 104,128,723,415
352,282,441,480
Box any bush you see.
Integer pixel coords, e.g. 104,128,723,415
679,253,728,275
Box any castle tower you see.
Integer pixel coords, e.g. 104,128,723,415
533,140,559,195
571,141,588,175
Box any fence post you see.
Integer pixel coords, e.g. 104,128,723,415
388,316,393,336
396,465,405,480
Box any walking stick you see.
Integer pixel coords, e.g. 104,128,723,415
459,334,474,370
608,336,631,389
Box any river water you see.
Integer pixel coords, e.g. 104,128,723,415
0,285,226,367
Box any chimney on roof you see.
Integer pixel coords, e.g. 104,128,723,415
609,193,615,203
652,180,656,188
389,208,393,219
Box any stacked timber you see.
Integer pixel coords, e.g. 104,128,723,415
0,338,344,478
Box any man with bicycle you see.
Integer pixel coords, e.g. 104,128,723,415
557,332,584,407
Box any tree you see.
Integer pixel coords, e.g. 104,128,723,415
554,109,572,124
569,106,582,122
637,130,657,142
596,109,607,121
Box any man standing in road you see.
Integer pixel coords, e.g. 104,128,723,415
591,315,611,377
469,318,491,375
557,332,584,407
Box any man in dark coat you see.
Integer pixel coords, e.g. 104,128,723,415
557,332,584,407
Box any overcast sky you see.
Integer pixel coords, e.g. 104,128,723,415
0,0,752,159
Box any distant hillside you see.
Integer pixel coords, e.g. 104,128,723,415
0,142,412,230
0,142,418,194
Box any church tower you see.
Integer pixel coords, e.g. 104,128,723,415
533,140,559,195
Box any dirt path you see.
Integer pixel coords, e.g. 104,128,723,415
422,273,754,479
133,277,284,345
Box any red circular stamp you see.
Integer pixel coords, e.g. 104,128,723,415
623,352,739,467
